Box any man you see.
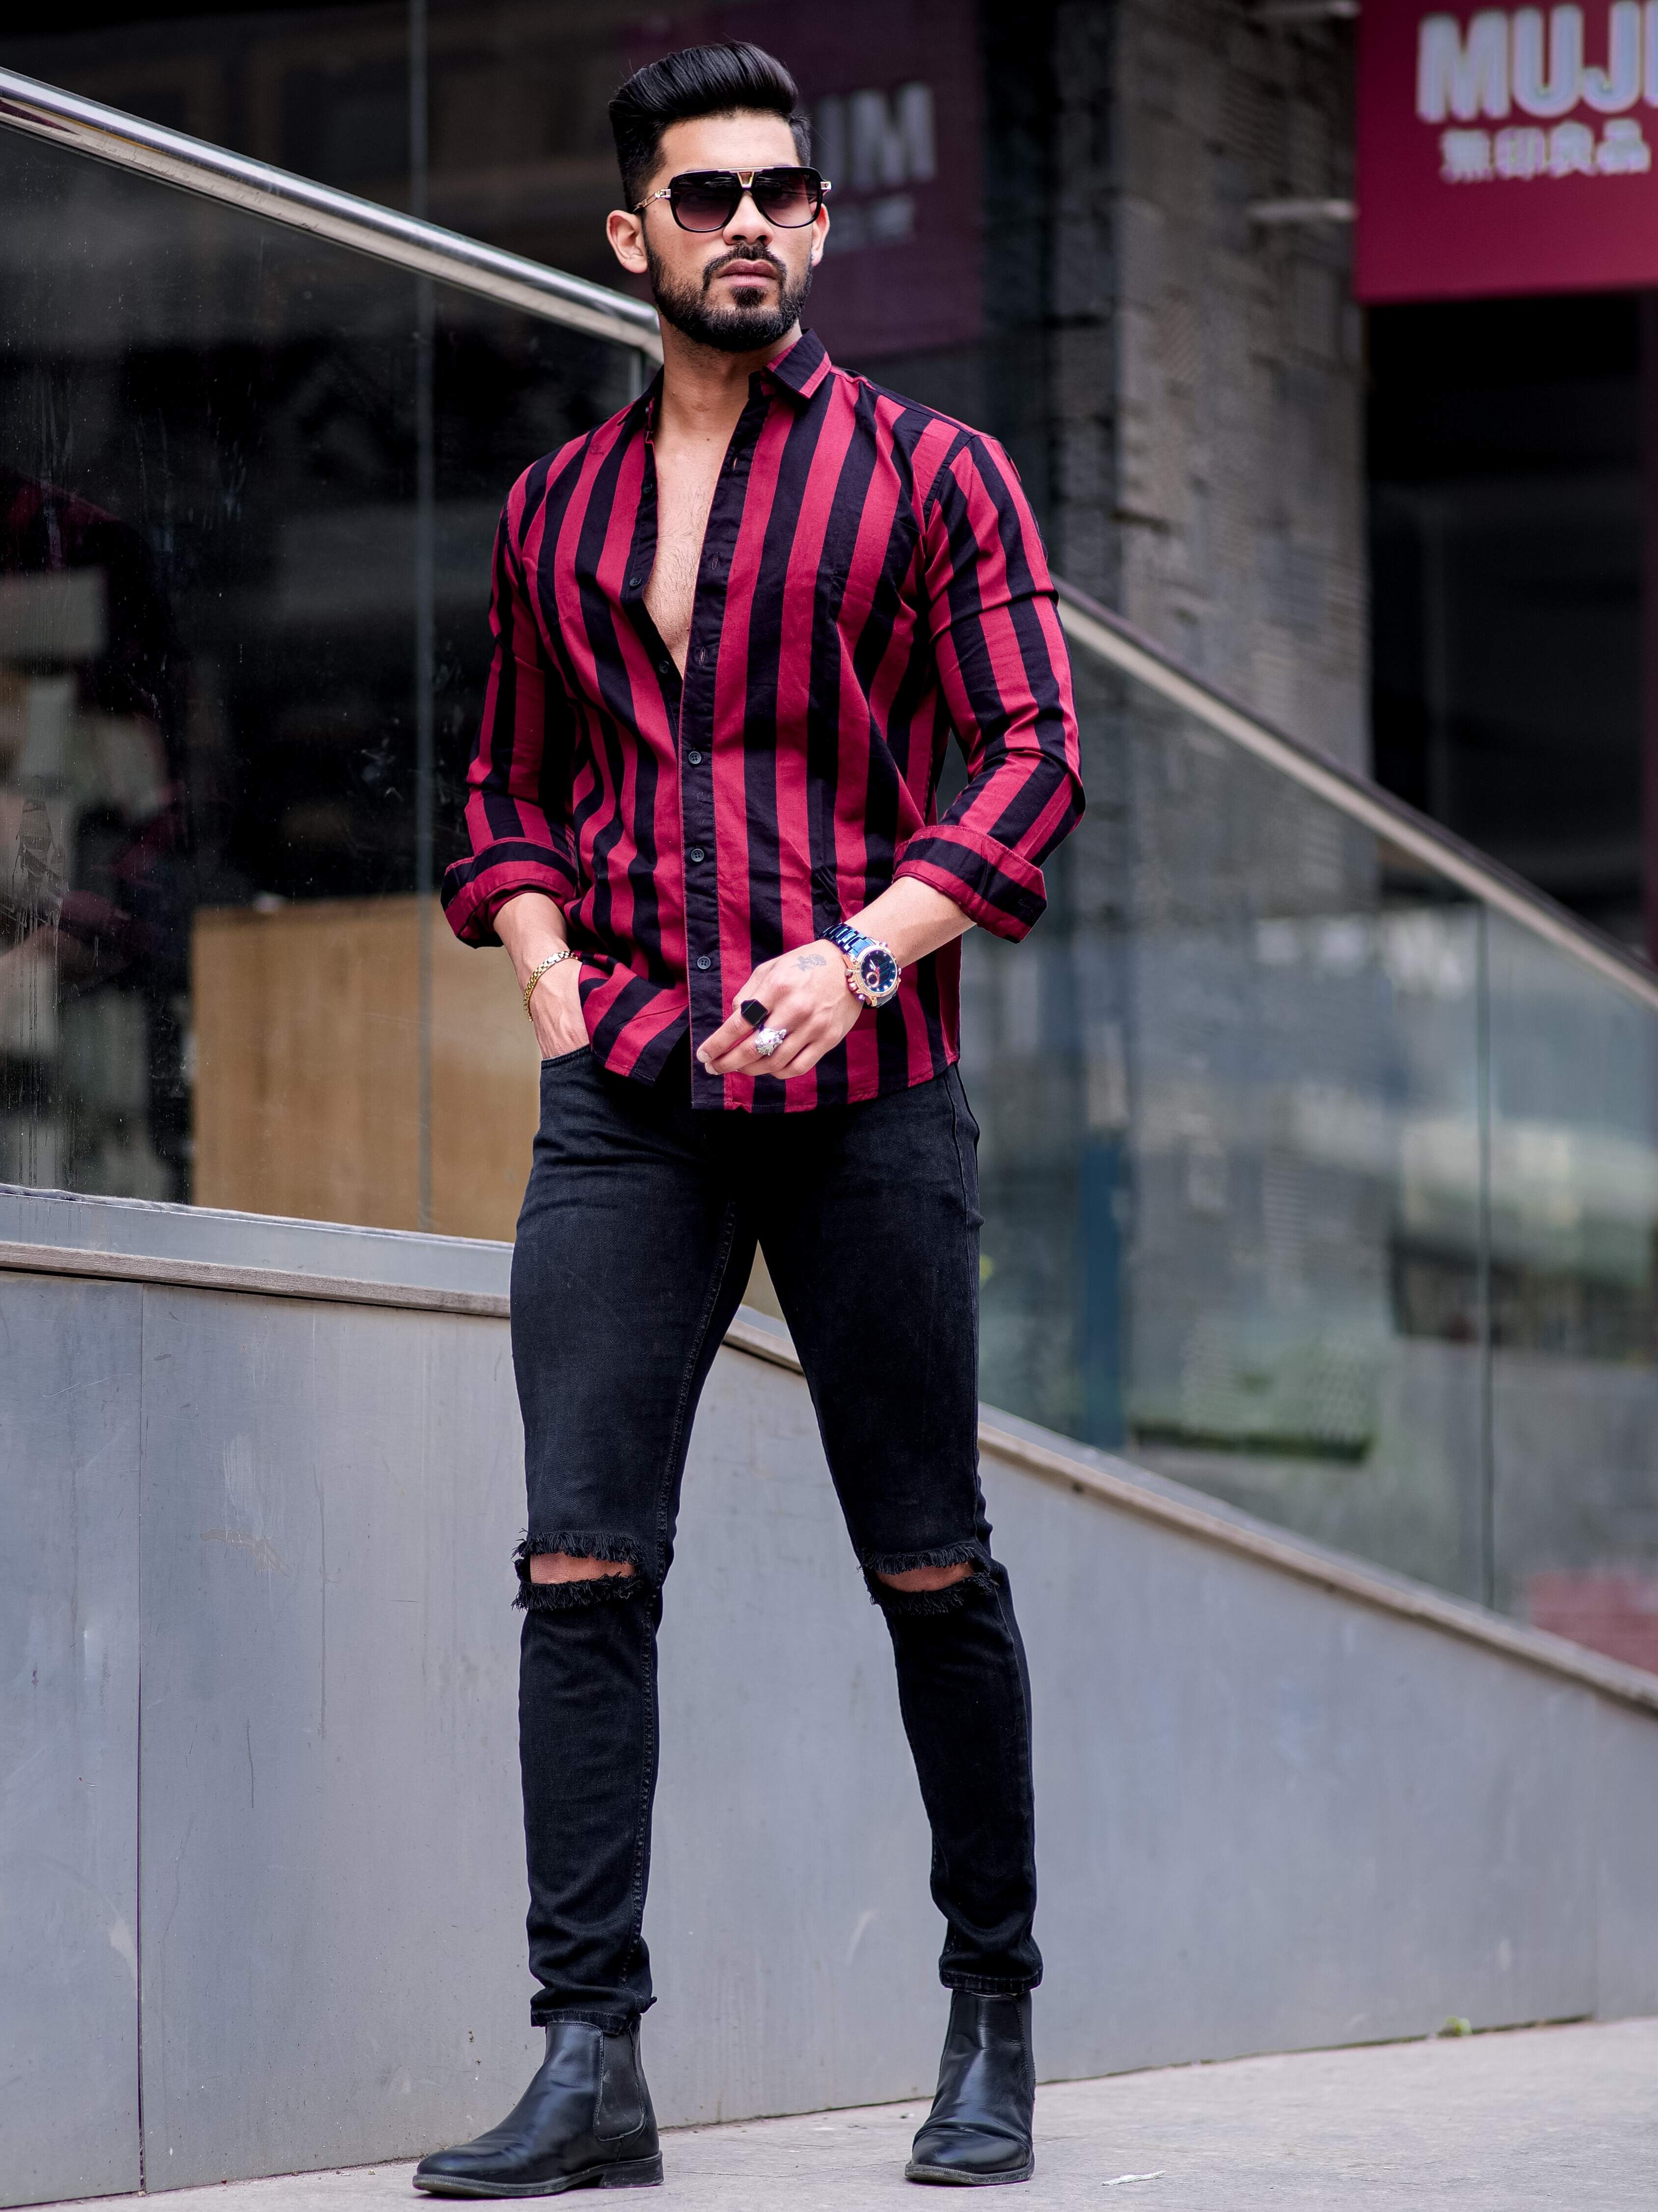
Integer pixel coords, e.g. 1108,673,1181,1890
416,39,1082,2196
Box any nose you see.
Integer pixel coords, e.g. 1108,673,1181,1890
725,183,773,241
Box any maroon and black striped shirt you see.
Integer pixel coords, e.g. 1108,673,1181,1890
442,330,1084,1112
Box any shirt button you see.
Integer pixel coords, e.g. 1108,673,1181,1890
689,846,705,863
696,955,712,970
657,658,673,674
687,750,703,765
628,573,642,588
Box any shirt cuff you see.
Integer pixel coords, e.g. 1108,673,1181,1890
441,843,579,947
892,828,1048,942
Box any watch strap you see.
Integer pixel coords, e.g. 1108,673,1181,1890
822,921,871,961
819,921,900,1008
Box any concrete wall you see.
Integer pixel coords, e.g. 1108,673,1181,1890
1,1267,142,2205
1010,0,1367,769
3,1187,1657,2206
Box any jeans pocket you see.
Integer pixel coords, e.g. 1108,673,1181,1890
949,1065,982,1146
541,1044,593,1069
945,1068,984,1224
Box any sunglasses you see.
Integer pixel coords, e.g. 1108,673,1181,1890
634,166,831,233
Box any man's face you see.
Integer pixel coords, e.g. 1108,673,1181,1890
608,112,829,355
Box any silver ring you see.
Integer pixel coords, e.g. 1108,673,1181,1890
752,1026,789,1058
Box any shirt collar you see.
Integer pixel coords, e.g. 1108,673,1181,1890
635,369,663,436
634,328,830,439
755,329,831,404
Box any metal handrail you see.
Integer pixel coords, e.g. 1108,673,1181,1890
1055,581,1658,1019
1,66,1654,1016
0,67,661,359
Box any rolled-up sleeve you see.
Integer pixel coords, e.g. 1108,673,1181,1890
441,493,581,947
893,433,1084,940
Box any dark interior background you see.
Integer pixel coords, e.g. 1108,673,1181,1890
1368,292,1645,951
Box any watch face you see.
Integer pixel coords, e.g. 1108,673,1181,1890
857,945,900,1001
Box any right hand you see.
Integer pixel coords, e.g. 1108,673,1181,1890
526,955,587,1058
497,891,588,1059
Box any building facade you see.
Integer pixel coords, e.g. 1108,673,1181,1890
3,1,1658,1667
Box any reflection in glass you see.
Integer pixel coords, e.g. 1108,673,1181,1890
0,467,189,1198
4,102,1658,1671
1487,914,1658,1672
0,122,633,1231
963,654,1490,1600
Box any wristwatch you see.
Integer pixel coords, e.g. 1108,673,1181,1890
821,921,901,1009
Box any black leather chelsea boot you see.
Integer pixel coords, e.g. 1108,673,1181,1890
905,1991,1035,2186
413,2018,661,2195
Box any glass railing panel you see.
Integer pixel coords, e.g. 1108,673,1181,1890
1486,912,1658,1669
964,644,1492,1601
426,290,637,1240
9,81,1658,1666
0,123,634,1230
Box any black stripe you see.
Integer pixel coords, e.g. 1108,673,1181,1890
562,421,667,977
740,390,825,975
589,966,669,1059
950,438,1081,854
444,358,1082,1112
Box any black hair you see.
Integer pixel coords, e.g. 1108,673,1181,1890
608,41,811,210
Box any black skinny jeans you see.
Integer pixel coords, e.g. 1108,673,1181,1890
510,1038,1041,2029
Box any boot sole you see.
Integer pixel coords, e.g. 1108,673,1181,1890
413,2153,663,2195
904,2157,1035,2186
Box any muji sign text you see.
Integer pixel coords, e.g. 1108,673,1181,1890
1357,5,1658,299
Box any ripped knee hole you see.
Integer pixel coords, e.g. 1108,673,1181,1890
529,1552,638,1586
875,1560,977,1594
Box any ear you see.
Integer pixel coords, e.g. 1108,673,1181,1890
808,203,829,269
608,208,648,276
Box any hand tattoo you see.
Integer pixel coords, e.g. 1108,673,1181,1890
795,951,829,971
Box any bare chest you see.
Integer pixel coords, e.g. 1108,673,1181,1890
644,445,724,676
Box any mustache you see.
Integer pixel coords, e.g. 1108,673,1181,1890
702,246,785,290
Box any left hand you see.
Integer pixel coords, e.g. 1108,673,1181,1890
697,941,869,1080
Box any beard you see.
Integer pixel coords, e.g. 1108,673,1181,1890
645,240,814,354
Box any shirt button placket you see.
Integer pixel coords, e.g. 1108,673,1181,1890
685,440,756,1078
684,674,719,1050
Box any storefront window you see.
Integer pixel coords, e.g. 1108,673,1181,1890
5,28,1658,1668
0,118,636,1231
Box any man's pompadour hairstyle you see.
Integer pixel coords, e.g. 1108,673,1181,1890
609,41,811,210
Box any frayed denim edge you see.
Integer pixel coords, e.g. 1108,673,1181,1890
514,1530,651,1612
862,1539,992,1616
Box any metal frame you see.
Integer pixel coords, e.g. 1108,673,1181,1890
0,66,661,359
1,66,1654,1017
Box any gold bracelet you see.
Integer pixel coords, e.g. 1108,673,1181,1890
522,946,575,1020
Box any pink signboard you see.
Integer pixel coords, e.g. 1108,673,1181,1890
1356,2,1658,302
629,1,983,361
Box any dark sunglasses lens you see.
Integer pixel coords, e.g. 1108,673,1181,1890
671,176,739,230
752,170,819,225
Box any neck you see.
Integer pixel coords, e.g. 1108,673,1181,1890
654,318,800,445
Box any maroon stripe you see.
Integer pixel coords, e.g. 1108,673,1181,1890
440,336,1082,1110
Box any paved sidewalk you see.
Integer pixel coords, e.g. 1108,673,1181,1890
39,2018,1658,2210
